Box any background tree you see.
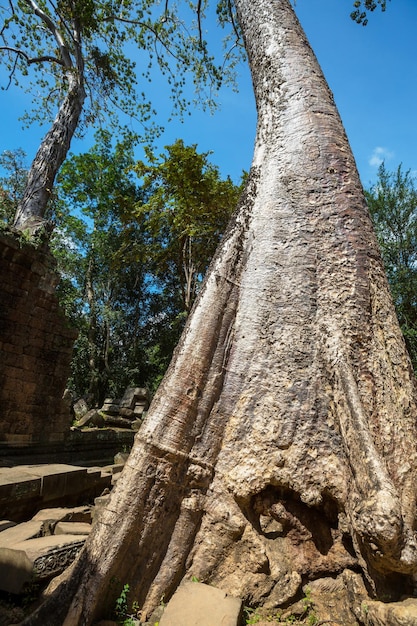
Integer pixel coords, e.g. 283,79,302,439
0,0,240,231
366,163,417,370
22,1,417,625
51,134,242,402
134,139,243,314
51,130,148,406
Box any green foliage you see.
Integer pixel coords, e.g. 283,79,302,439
0,0,244,136
366,163,417,371
351,0,388,26
51,130,149,404
49,134,241,401
133,139,243,313
114,583,139,625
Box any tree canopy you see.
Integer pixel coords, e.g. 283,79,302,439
366,162,417,370
133,139,243,314
45,134,242,402
0,0,243,229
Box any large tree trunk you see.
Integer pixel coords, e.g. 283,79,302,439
23,0,417,624
13,73,85,231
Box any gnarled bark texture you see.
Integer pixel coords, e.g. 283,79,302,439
23,0,417,624
13,73,85,231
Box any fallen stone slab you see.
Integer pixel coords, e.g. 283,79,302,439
77,409,105,428
120,387,150,410
0,534,88,593
32,505,93,524
22,464,88,501
0,467,42,518
0,520,45,547
0,464,111,522
54,521,91,535
159,581,242,626
103,415,133,429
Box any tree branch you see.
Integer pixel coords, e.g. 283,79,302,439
22,0,73,68
0,45,63,66
197,0,203,45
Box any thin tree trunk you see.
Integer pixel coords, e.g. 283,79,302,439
13,74,85,231
22,0,417,624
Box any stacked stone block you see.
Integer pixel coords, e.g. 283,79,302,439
0,232,77,446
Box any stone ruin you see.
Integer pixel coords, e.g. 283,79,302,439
73,387,150,432
0,230,77,448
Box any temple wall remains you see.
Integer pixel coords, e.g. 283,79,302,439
0,232,77,446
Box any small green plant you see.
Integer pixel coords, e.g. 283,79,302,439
114,583,130,622
114,583,140,625
243,606,262,624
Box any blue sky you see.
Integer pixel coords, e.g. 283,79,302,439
1,0,416,188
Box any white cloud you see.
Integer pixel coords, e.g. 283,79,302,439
369,146,394,168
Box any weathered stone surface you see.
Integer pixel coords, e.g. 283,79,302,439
0,232,77,447
73,398,89,420
0,520,16,532
362,598,417,626
77,409,105,428
0,464,111,522
0,520,45,547
159,581,242,626
120,387,150,410
101,399,120,415
0,534,87,593
32,505,92,524
54,522,91,535
103,415,133,429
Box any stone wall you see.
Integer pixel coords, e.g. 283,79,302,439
0,231,77,446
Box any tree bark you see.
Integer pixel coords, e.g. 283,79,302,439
22,0,417,624
13,73,85,231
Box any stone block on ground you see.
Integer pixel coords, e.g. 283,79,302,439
0,534,88,593
0,467,41,509
77,409,105,428
101,399,120,415
133,403,148,416
120,387,150,410
0,520,45,547
54,521,91,535
19,464,88,501
32,505,93,524
159,581,242,626
73,398,89,420
1,463,110,522
103,415,133,429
